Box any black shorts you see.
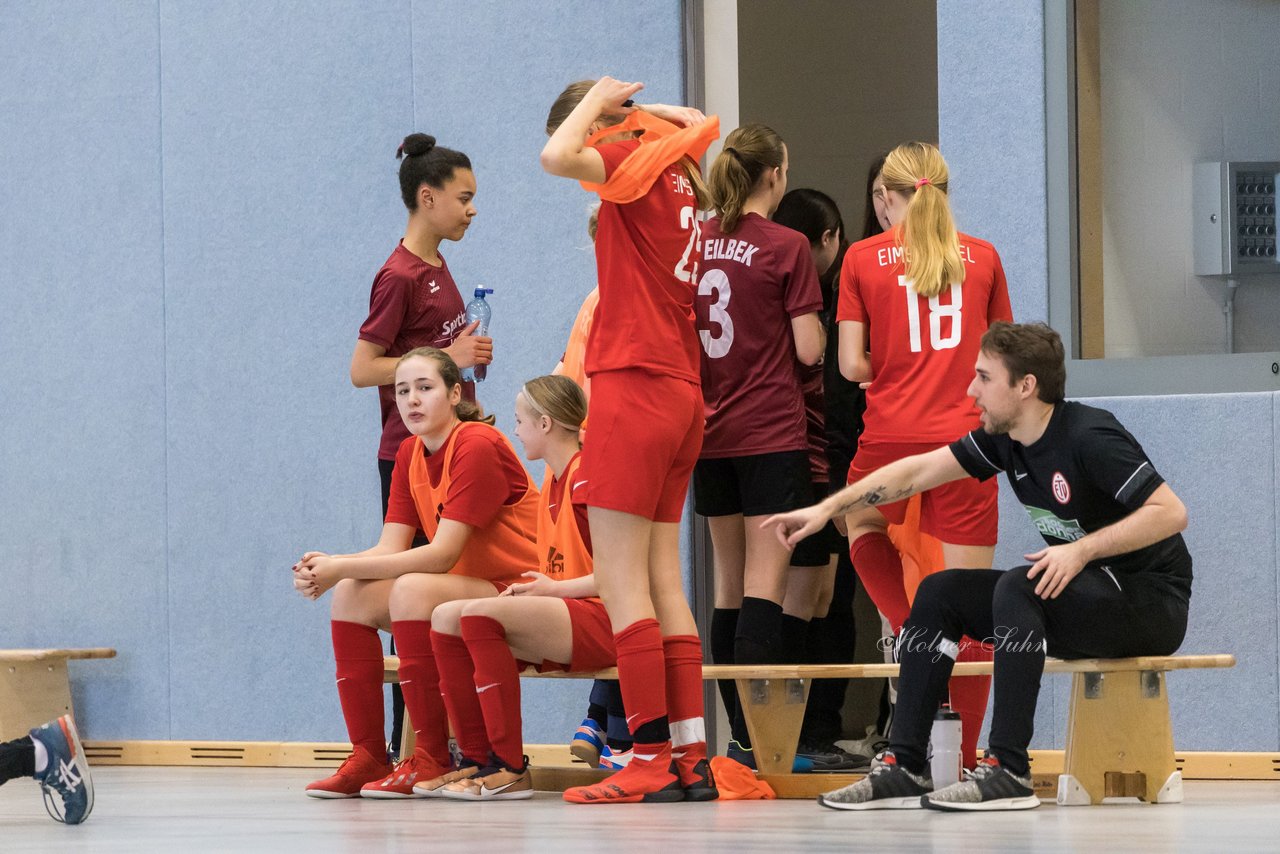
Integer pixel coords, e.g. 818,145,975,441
693,450,813,517
789,481,844,567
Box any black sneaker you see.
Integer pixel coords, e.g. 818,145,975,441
817,751,931,810
680,757,719,801
797,739,870,772
922,755,1039,812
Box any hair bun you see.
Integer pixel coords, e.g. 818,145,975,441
397,133,437,160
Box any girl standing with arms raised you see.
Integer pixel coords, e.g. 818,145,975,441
837,143,1011,763
540,76,719,803
692,125,824,768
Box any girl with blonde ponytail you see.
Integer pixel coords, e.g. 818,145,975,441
832,141,1013,750
695,124,826,767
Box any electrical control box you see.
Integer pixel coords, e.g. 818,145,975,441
1193,161,1279,275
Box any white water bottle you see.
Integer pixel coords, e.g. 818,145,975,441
929,705,963,787
459,287,493,382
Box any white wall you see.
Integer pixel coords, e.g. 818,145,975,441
1100,0,1280,357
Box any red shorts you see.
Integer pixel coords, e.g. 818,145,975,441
536,598,617,673
581,369,703,523
849,440,997,546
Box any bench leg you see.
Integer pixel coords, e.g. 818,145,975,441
735,677,810,775
1058,670,1179,805
0,658,75,741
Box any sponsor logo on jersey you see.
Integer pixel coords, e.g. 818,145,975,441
1025,506,1086,542
1052,472,1071,504
441,311,468,338
545,546,565,576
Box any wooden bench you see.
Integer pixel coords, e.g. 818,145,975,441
384,652,1234,805
0,648,117,741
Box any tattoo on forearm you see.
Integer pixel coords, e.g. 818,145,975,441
832,483,915,517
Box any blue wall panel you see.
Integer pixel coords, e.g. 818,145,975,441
937,0,1049,323
0,1,170,738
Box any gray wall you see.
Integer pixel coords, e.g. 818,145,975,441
0,0,682,744
940,0,1277,751
1100,0,1280,358
736,0,937,240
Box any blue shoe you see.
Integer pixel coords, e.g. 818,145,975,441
726,739,814,774
598,744,633,770
570,718,605,766
29,715,94,824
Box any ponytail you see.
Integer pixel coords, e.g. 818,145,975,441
708,124,784,234
395,347,496,425
881,141,964,299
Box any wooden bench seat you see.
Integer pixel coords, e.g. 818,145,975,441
383,652,1234,805
0,648,117,741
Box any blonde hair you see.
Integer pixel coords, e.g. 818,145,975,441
709,124,784,234
395,347,495,425
881,141,965,298
545,79,712,210
519,375,587,434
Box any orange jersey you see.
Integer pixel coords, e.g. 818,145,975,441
535,452,593,582
556,288,598,400
407,422,540,584
837,228,1013,443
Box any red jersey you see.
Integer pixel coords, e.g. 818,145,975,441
359,243,473,460
837,229,1013,443
586,139,702,383
536,452,593,581
385,421,539,583
696,213,823,458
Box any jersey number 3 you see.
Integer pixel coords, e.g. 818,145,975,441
698,268,733,358
899,276,962,353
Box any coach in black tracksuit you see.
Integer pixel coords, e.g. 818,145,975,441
764,321,1192,812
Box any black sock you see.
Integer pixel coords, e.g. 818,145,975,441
732,598,784,747
710,607,740,730
603,681,631,749
0,736,35,785
586,702,608,730
780,614,809,665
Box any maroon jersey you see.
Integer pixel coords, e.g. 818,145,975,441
359,243,472,460
696,213,824,458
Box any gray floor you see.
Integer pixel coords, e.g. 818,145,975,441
2,767,1278,853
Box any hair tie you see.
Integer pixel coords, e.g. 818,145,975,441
396,142,406,158
724,146,742,162
914,177,931,190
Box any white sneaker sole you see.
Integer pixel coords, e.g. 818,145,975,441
439,785,534,801
923,794,1041,812
359,788,425,800
304,789,360,799
818,794,923,810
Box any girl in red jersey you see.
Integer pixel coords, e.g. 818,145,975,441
349,134,495,756
691,124,825,770
838,142,1011,766
427,375,618,800
293,348,539,800
540,76,720,803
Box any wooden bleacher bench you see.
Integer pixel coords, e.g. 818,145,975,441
0,648,117,741
384,652,1234,805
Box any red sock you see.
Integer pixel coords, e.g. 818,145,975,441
431,628,492,765
850,533,911,632
662,634,707,781
390,620,451,767
459,615,525,770
949,637,994,770
614,619,669,743
330,620,388,762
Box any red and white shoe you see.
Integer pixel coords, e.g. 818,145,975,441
564,743,684,805
305,749,391,799
360,753,450,799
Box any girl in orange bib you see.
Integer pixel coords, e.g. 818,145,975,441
293,348,539,800
429,375,620,800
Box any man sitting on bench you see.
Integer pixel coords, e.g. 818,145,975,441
764,321,1192,812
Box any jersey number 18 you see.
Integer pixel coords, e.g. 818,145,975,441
900,276,963,353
